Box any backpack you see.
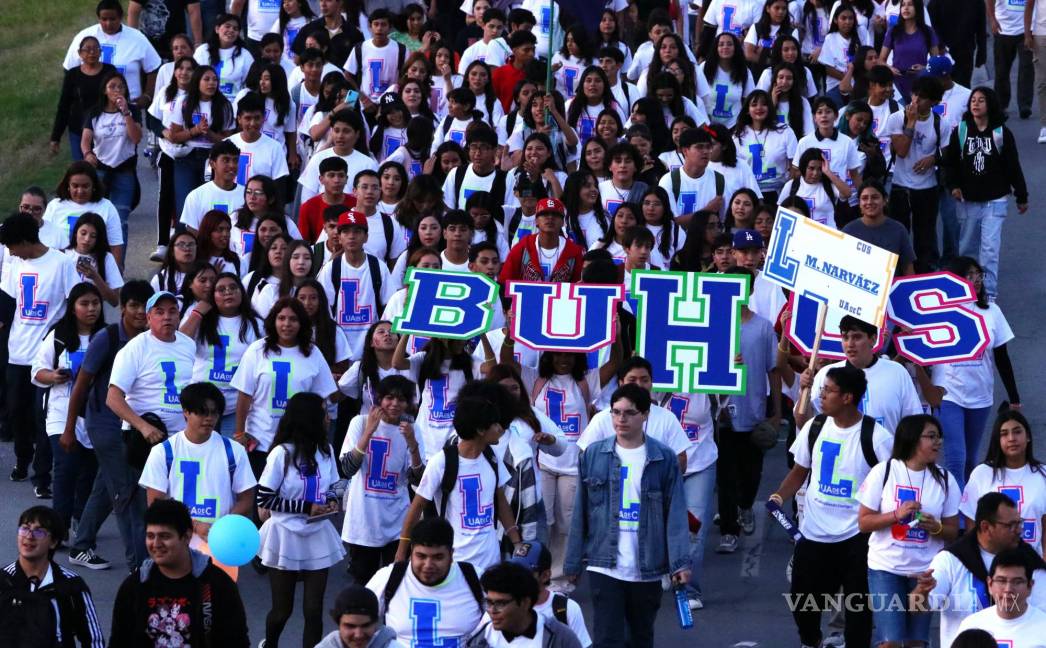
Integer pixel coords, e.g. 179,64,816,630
805,414,878,486
550,592,569,625
957,121,1004,155
382,559,483,617
432,442,500,522
377,213,394,264
670,168,725,214
354,42,406,91
163,434,237,484
0,571,61,648
452,165,508,209
86,323,122,414
43,335,71,412
330,253,385,320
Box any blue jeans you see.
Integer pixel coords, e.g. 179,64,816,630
96,165,135,247
868,569,931,644
74,416,147,568
683,464,716,599
172,153,207,223
957,199,1006,299
68,128,84,162
48,436,98,532
938,400,992,491
938,187,960,262
587,571,664,648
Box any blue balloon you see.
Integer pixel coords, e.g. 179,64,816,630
207,514,260,567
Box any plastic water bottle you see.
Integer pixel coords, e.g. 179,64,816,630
674,585,694,629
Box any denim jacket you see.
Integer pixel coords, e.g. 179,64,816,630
563,435,690,580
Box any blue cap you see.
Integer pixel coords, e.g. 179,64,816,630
146,291,178,311
732,229,763,249
924,55,953,78
509,541,550,572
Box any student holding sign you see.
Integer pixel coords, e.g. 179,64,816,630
500,198,585,284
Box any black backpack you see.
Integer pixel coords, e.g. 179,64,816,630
427,442,500,522
451,165,508,210
550,592,569,625
805,414,878,487
669,168,725,215
382,559,483,616
84,323,122,414
330,253,385,320
0,571,61,648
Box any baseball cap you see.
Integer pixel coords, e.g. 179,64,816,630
146,291,178,311
380,93,408,113
509,541,551,572
337,210,369,230
330,585,379,621
535,197,565,217
732,229,764,250
923,55,953,78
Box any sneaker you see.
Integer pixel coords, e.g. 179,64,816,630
34,485,52,499
1038,127,1046,144
739,507,755,535
9,466,27,482
716,534,739,553
68,548,111,570
688,596,704,610
822,631,845,647
150,246,167,262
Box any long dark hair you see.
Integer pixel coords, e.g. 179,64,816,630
984,410,1044,480
249,232,293,299
277,240,315,299
271,392,331,475
708,122,738,167
641,186,678,260
236,174,285,230
649,34,697,98
178,260,217,316
887,0,934,50
753,0,795,43
674,210,717,271
537,351,588,381
279,0,315,32
795,148,836,198
890,414,949,491
205,13,247,65
485,363,541,435
165,56,197,103
56,161,104,203
358,319,396,401
827,2,859,61
396,174,445,233
245,213,289,275
462,60,498,122
183,65,232,134
263,297,314,356
89,71,131,119
769,65,807,137
49,282,105,354
946,256,989,309
567,67,615,128
157,229,199,293
768,35,809,96
559,23,596,62
294,279,338,365
67,212,113,283
197,209,240,275
704,33,748,86
464,191,503,246
243,61,291,126
198,272,261,346
562,170,608,249
963,86,1007,129
417,338,472,399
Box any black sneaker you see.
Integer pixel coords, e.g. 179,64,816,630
34,485,52,499
68,548,111,570
10,466,28,482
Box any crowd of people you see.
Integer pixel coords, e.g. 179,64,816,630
0,0,1043,645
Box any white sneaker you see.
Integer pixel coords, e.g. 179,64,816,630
822,631,846,647
150,246,167,262
688,596,704,610
716,534,739,553
1038,127,1046,144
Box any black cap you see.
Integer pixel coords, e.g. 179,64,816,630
330,585,379,621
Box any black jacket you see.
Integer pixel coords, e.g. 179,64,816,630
944,120,1028,204
1,560,105,647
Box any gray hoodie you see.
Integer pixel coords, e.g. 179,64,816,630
314,625,400,648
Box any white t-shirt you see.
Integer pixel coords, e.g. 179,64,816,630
461,38,510,75
442,164,515,211
337,362,413,415
2,249,81,366
857,459,960,573
868,99,896,168
316,253,396,359
885,109,941,190
31,332,90,441
229,339,338,451
193,45,254,100
589,443,653,582
87,111,137,168
189,315,261,416
997,0,1029,35
961,464,1046,554
757,65,818,99
139,431,256,523
258,444,341,534
644,222,687,270
533,595,592,647
957,605,1046,648
931,548,1046,647
42,198,124,247
931,302,1013,409
109,331,197,431
699,64,754,128
340,416,419,546
416,447,509,571
345,40,404,101
735,125,799,194
818,32,857,92
299,148,378,203
793,131,862,187
245,0,282,40
659,393,717,474
521,368,600,475
935,84,971,138
784,177,840,228
789,415,893,542
551,53,589,100
168,96,236,149
62,25,161,100
180,181,245,231
658,167,724,219
578,406,690,458
362,212,408,263
225,133,289,184
233,90,297,147
367,562,484,647
64,249,124,292
407,354,486,461
808,358,924,434
704,0,761,37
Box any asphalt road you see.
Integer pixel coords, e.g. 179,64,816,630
0,58,1043,647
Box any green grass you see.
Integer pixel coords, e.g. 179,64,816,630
0,1,97,200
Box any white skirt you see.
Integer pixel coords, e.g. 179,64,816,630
258,517,346,571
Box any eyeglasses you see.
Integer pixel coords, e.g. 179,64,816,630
17,526,50,540
174,241,197,250
19,205,44,214
214,284,241,295
245,189,267,197
483,597,515,612
991,519,1024,531
921,432,942,441
819,386,840,395
610,408,640,419
992,577,1028,587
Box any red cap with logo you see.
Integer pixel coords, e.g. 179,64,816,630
535,197,565,217
337,210,368,230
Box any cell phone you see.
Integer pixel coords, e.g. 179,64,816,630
345,90,359,109
77,255,92,267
